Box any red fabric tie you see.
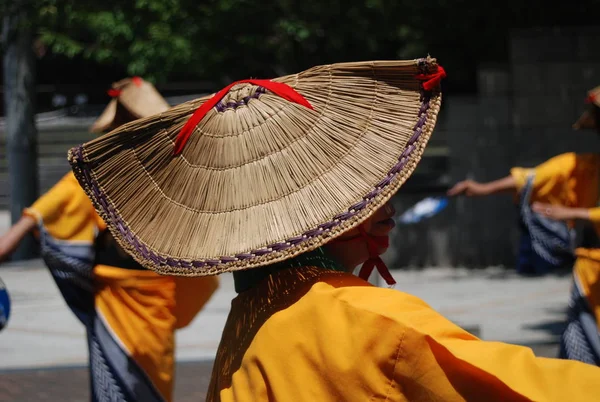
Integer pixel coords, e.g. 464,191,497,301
331,226,396,286
173,79,313,155
131,76,143,87
415,65,446,91
586,94,596,104
356,227,396,286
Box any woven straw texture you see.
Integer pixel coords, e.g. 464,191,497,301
90,77,171,133
69,57,443,276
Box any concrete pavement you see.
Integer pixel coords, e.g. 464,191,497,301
0,260,570,370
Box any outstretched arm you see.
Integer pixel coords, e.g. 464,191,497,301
0,216,37,263
447,175,517,197
533,203,598,222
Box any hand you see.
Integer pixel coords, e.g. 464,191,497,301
0,216,37,264
447,180,488,197
0,236,13,264
532,203,589,221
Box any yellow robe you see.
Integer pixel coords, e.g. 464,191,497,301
510,152,600,232
24,172,219,401
512,153,600,329
209,267,600,401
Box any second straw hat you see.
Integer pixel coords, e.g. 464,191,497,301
90,77,171,133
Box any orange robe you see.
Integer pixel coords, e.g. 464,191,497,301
24,172,219,401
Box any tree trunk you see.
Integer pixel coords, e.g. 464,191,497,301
2,6,39,261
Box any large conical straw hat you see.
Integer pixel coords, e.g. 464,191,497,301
69,57,445,276
90,77,171,133
573,85,600,130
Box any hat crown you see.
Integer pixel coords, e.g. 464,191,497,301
222,83,259,102
217,84,266,112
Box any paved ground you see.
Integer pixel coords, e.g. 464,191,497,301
0,260,570,400
0,210,574,400
0,361,215,402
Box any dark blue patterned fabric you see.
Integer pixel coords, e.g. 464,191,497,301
39,227,164,401
559,277,600,366
517,175,576,275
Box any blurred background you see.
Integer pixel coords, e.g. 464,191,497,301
3,0,600,268
2,1,600,400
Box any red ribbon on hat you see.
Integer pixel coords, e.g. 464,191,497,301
586,93,597,104
107,77,143,98
416,65,446,91
107,89,122,98
173,79,313,155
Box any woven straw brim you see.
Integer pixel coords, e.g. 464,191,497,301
69,58,443,277
90,99,118,133
90,80,171,134
120,81,171,118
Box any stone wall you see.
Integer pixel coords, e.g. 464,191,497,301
391,26,600,269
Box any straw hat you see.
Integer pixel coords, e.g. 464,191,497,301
69,57,445,276
90,77,171,133
573,85,600,130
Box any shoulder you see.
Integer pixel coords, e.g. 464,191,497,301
270,274,468,342
545,152,577,165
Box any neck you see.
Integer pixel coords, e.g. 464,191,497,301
233,247,346,293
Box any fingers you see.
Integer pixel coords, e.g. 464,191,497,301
447,181,467,196
532,202,551,215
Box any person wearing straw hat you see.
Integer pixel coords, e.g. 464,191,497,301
447,88,600,276
68,59,600,401
0,77,219,402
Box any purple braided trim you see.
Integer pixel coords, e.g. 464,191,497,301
73,59,434,270
215,87,266,112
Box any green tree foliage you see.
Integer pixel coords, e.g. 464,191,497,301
3,0,600,88
5,0,432,84
31,0,197,83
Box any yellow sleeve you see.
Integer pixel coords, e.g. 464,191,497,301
385,290,600,402
510,152,576,198
588,207,600,223
320,282,600,401
509,167,533,191
22,172,77,223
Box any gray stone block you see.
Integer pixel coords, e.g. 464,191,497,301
510,27,577,62
545,63,580,94
510,34,542,63
512,64,545,95
478,97,511,130
512,95,546,127
579,64,600,90
544,94,581,126
576,29,600,61
477,66,511,96
441,96,479,130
